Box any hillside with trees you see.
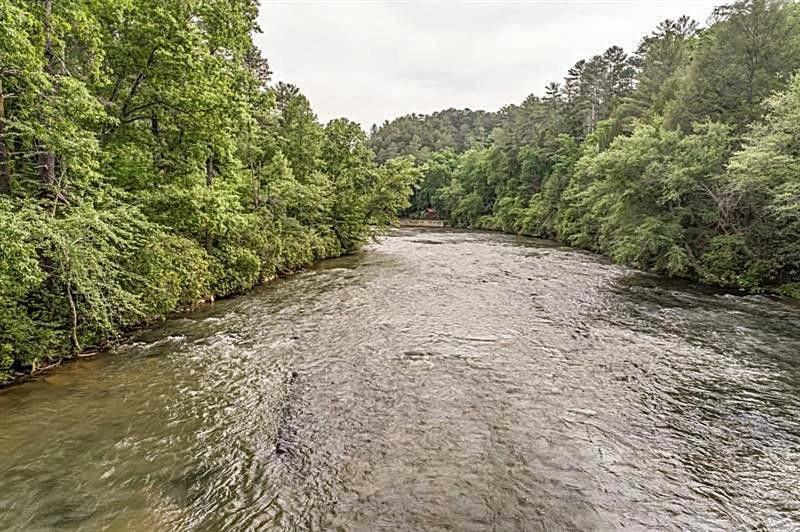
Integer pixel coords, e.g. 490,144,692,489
0,0,418,381
385,0,800,298
368,108,501,164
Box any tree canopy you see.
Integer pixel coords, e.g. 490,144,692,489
0,0,418,381
368,108,501,164
388,0,800,298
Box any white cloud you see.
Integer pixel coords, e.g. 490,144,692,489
255,1,720,129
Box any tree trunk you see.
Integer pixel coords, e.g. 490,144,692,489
151,111,165,172
38,149,55,189
206,156,214,187
43,0,53,62
0,79,10,195
150,112,159,138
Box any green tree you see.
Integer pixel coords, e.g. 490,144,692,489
0,0,416,382
706,74,800,294
666,0,800,132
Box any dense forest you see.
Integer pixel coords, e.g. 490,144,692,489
387,0,800,299
3,0,800,383
369,108,501,163
0,0,418,381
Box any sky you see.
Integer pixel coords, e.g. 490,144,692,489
255,1,721,129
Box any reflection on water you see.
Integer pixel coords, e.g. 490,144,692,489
1,228,799,530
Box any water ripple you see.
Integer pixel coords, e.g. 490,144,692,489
0,228,798,530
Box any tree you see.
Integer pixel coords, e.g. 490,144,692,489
322,118,377,251
707,74,800,294
392,0,800,299
369,108,502,163
0,0,416,382
666,0,800,132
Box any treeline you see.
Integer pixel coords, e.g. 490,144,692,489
0,0,417,381
369,108,501,163
393,0,800,298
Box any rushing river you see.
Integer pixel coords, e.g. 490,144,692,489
1,228,799,531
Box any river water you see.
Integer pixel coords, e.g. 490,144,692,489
1,228,799,531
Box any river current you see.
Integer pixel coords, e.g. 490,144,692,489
1,228,799,530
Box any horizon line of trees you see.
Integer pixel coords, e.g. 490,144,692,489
0,0,418,382
374,0,800,299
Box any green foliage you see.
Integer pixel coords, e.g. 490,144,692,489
0,200,49,376
5,0,800,383
665,0,800,132
521,135,580,237
128,233,212,316
210,244,261,296
383,0,800,300
368,156,422,228
323,118,386,252
707,73,800,289
406,149,459,216
369,109,501,164
0,0,415,382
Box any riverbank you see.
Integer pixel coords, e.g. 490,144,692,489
447,219,800,301
0,252,342,388
3,227,798,530
397,218,448,228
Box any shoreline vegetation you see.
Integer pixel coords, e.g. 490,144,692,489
0,1,419,384
4,0,800,385
397,218,447,228
371,1,800,301
1,260,325,388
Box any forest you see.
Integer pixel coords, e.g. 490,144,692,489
3,0,800,384
377,0,800,299
0,0,418,381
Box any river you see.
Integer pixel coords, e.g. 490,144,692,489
1,228,799,531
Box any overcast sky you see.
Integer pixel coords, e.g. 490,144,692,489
255,1,720,129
